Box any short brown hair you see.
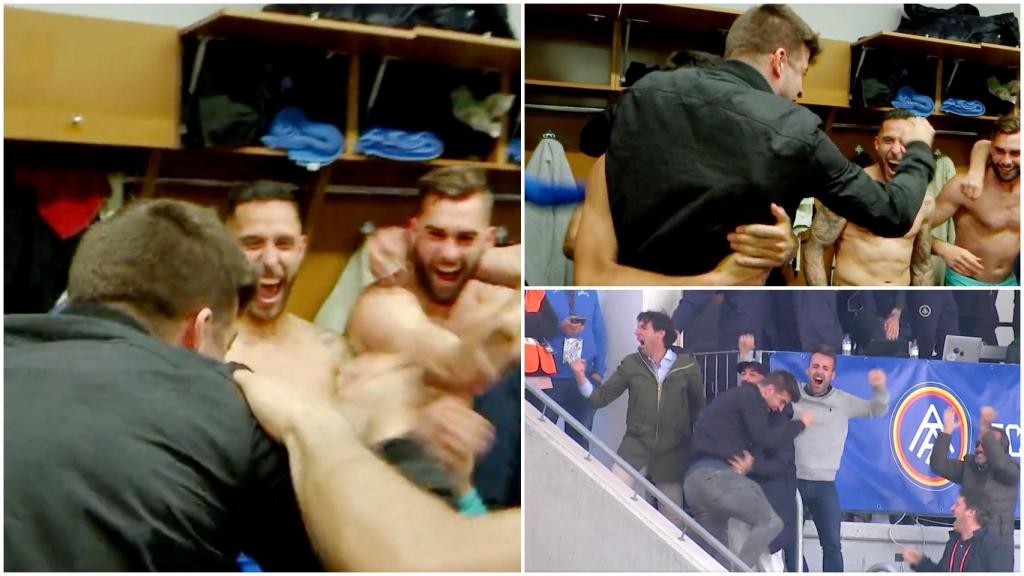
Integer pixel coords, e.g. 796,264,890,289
725,5,821,65
417,166,493,213
993,114,1020,138
68,199,255,336
959,487,992,526
763,370,801,402
636,310,677,348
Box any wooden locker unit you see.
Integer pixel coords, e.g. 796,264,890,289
4,8,180,148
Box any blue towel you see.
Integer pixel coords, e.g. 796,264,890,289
237,553,262,572
940,98,986,117
356,127,444,162
508,138,521,164
524,175,585,206
891,86,934,117
261,107,344,169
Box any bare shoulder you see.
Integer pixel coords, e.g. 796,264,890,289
938,174,967,199
287,313,342,349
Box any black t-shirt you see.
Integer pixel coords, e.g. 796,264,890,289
4,304,319,571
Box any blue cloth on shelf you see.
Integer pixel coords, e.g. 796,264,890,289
355,127,444,161
508,138,521,164
261,106,344,169
891,86,934,117
940,98,986,117
237,553,262,572
524,175,585,206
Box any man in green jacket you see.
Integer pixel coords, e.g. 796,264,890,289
571,310,705,527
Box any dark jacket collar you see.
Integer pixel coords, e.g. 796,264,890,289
58,302,151,336
717,59,775,95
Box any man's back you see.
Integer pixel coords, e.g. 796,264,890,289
607,61,824,276
4,306,317,571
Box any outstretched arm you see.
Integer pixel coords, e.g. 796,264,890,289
235,368,520,572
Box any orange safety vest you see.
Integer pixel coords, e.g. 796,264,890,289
524,291,556,375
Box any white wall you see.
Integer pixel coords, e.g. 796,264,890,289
13,4,523,38
710,3,1020,42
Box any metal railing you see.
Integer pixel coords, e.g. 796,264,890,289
526,380,753,572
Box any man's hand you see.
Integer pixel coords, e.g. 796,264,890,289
902,547,923,566
571,358,587,378
411,396,495,494
884,311,901,341
366,225,410,285
712,254,772,285
739,333,756,358
980,406,996,433
728,204,796,268
561,316,584,338
960,172,984,200
937,243,985,278
901,117,936,148
589,372,603,385
868,369,887,391
799,410,814,428
943,406,960,435
728,450,754,476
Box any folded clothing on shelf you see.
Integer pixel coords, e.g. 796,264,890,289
356,128,444,161
891,86,934,117
987,76,1020,104
261,106,344,170
940,98,986,117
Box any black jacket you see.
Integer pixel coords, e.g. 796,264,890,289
4,304,319,571
607,59,934,276
690,381,805,465
748,403,798,553
911,526,1013,572
929,430,1020,552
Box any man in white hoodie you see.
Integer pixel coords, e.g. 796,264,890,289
791,346,889,572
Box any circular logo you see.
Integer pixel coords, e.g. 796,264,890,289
918,305,932,318
890,383,970,490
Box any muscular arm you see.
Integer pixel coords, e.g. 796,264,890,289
476,245,521,288
911,196,935,286
287,410,519,571
346,287,511,395
803,201,847,285
574,156,763,285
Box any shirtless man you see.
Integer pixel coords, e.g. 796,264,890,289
224,182,342,395
345,167,521,495
931,115,1020,286
804,110,935,286
223,181,495,497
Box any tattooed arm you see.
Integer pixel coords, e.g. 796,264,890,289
803,201,847,286
910,196,935,286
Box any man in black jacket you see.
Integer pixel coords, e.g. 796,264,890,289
577,5,937,285
903,488,1014,572
685,370,812,569
4,199,320,571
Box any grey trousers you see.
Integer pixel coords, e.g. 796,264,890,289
684,466,783,570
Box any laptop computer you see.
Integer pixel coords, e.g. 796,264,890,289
942,335,983,363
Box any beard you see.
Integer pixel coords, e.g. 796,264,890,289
412,254,478,305
990,158,1020,182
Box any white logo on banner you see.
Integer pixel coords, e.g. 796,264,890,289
909,404,954,460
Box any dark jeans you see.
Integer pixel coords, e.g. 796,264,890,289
524,377,595,450
798,480,843,572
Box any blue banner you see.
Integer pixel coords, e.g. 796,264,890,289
771,352,1020,517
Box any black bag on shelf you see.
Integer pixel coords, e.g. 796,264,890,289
181,39,348,148
263,4,515,39
898,4,1020,47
